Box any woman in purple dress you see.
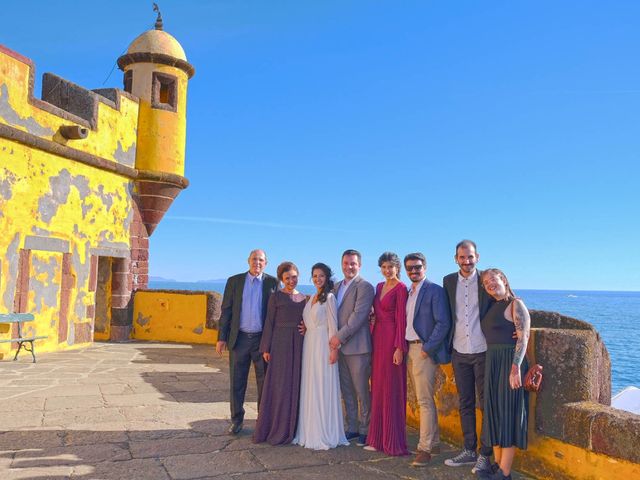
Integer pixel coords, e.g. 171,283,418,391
365,252,409,456
253,261,307,445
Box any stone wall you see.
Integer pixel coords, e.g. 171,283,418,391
131,289,221,344
409,310,640,479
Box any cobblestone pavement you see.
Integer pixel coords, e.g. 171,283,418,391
0,343,531,479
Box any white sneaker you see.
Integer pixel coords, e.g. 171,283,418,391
444,448,477,467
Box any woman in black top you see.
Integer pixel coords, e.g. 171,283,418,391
478,268,531,480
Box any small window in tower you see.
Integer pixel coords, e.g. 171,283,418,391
124,70,133,93
151,72,178,112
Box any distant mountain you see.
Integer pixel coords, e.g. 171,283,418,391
149,275,178,282
148,276,227,284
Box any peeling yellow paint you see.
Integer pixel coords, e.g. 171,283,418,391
0,50,139,164
27,251,62,343
126,64,188,176
1,29,192,357
0,47,138,357
132,291,216,344
93,257,113,341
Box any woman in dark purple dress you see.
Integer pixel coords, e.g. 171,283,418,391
253,261,307,445
365,252,409,456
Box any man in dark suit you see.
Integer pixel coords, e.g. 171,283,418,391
403,252,451,467
442,240,494,474
216,249,278,435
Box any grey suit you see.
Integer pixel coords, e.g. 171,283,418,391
334,275,375,435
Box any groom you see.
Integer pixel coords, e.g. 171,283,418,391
329,249,375,446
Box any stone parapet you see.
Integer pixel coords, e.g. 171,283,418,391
407,309,639,479
0,45,139,167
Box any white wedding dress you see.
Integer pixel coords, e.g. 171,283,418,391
293,293,349,450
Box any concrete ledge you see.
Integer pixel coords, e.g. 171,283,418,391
590,403,640,463
559,402,603,449
533,328,611,436
24,235,70,253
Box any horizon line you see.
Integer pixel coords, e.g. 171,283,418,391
147,279,640,294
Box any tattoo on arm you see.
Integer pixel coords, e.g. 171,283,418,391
511,300,531,367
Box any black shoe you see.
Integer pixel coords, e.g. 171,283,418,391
356,434,367,446
477,467,511,480
345,431,359,440
227,422,243,435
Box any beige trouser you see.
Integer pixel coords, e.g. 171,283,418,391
407,342,440,452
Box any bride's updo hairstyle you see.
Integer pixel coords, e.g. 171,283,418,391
311,262,334,304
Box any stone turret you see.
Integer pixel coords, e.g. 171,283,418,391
117,10,194,235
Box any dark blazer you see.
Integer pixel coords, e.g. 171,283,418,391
411,279,452,364
442,269,494,354
217,272,279,349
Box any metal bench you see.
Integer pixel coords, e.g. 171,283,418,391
0,313,47,363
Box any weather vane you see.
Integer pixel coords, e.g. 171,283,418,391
153,3,163,30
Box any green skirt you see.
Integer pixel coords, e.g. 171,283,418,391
481,344,529,449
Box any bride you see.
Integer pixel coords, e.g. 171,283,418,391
293,262,349,450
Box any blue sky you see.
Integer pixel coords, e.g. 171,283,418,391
3,1,640,290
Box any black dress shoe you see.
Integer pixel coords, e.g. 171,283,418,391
227,422,243,435
345,431,359,440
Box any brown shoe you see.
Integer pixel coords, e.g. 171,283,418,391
411,450,432,467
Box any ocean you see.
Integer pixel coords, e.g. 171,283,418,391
516,289,639,396
148,281,638,395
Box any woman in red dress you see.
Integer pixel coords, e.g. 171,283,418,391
365,252,409,455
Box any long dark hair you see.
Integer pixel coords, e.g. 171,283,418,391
311,262,334,304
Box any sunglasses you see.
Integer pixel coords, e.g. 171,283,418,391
405,265,424,272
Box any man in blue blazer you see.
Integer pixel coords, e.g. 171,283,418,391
403,252,452,467
216,249,279,435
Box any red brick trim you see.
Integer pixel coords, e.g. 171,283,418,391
12,249,31,349
88,255,98,292
58,253,72,344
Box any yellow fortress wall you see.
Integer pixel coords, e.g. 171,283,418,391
132,290,220,344
0,17,192,356
0,46,138,355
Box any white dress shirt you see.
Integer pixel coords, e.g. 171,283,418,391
336,275,356,307
405,279,425,341
453,270,487,354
